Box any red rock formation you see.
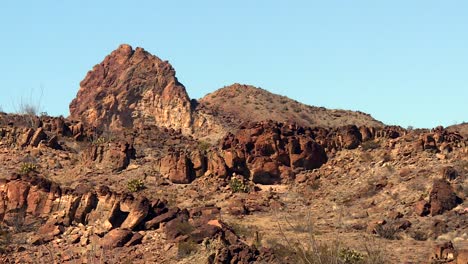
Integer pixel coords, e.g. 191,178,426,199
221,121,328,184
429,179,461,216
82,140,135,172
69,44,193,134
0,175,271,262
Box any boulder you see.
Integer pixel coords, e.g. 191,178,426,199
100,229,133,249
157,152,195,184
30,128,47,147
429,179,462,216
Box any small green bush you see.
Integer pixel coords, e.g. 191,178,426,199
339,248,365,263
198,141,211,152
20,163,38,174
229,177,249,193
127,179,145,192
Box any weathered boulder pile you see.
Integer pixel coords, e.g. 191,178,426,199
0,174,272,263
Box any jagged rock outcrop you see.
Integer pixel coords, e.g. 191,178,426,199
419,126,466,153
311,125,406,152
0,126,62,150
221,121,328,184
82,140,136,172
413,179,463,217
69,44,193,134
155,152,195,184
429,179,462,216
0,174,273,262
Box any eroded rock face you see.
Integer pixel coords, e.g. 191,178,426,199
82,140,136,172
221,121,328,184
69,44,193,134
0,175,270,262
429,179,462,216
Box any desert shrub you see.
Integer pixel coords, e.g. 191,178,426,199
0,225,11,253
374,224,399,240
360,152,373,162
229,177,249,193
410,230,428,241
274,212,387,264
293,106,302,113
177,240,199,258
381,153,392,163
361,141,380,150
230,223,263,247
19,162,38,174
92,137,108,145
230,223,251,238
174,221,194,236
14,87,45,127
198,141,211,152
19,103,39,116
339,248,365,263
127,179,145,192
455,160,468,174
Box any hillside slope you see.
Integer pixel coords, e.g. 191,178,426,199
199,83,384,129
448,122,468,138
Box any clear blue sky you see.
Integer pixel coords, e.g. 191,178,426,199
0,1,467,128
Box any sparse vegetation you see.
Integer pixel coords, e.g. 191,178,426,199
127,179,145,192
12,87,45,127
229,177,249,193
339,248,365,263
273,212,387,264
0,224,11,253
174,221,194,236
374,224,400,240
410,230,428,241
19,162,38,174
198,140,211,152
381,153,392,163
360,152,373,162
361,141,380,150
92,136,108,145
177,240,199,258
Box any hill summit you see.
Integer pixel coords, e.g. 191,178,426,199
69,44,383,140
199,83,383,129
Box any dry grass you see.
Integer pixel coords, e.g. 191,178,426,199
271,212,388,264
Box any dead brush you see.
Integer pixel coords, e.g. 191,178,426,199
273,211,388,264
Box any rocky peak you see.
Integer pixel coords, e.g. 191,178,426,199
69,44,193,134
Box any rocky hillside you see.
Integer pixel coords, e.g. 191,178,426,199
448,122,468,138
199,83,384,129
69,45,383,143
0,44,467,263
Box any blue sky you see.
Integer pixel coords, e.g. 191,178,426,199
0,1,467,128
